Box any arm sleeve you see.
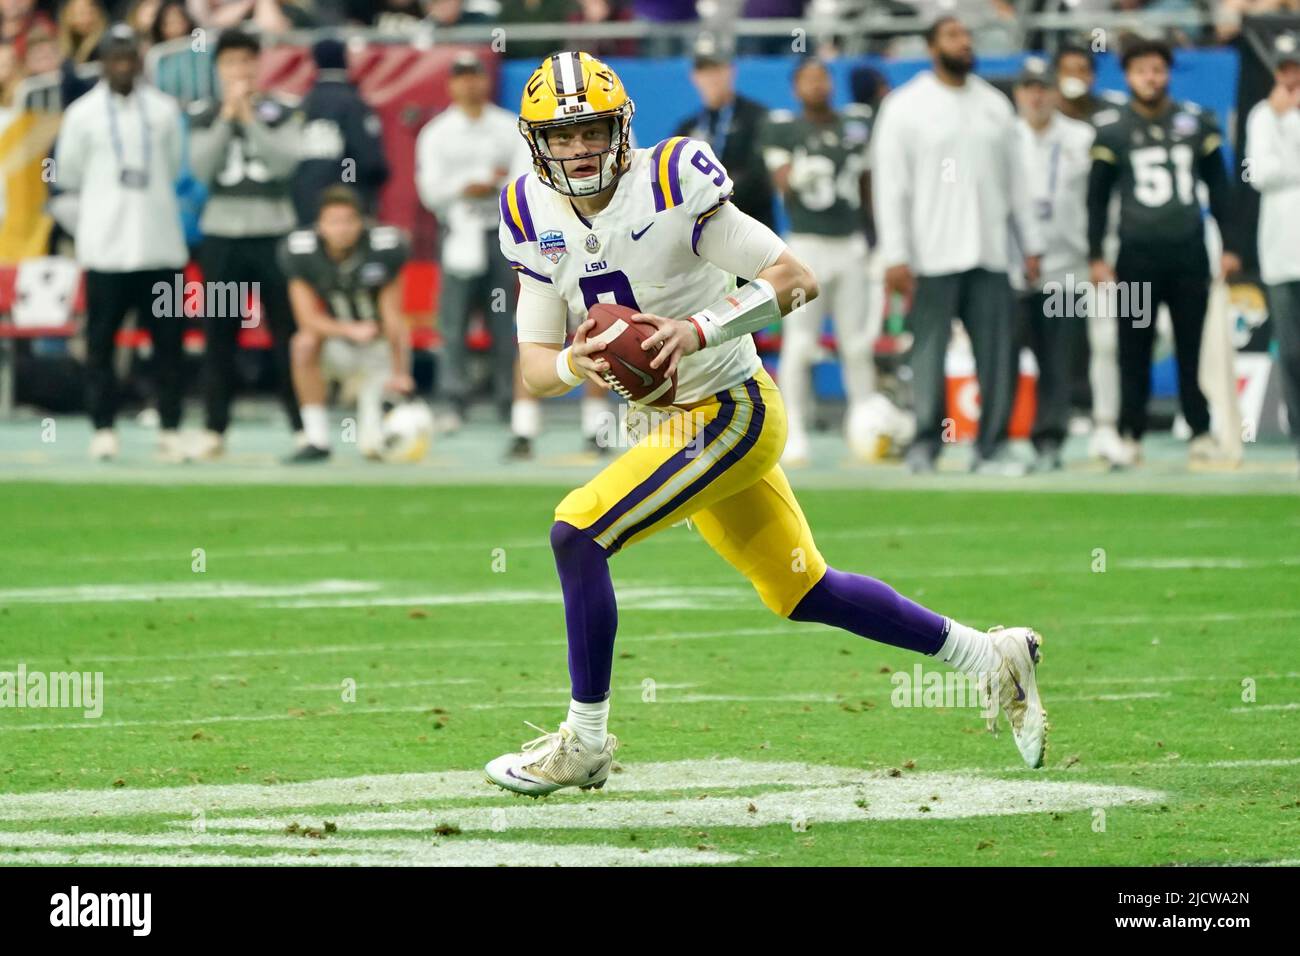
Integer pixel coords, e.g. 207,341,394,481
1086,156,1118,261
1245,107,1300,193
695,201,787,279
245,109,303,179
870,95,912,269
189,114,233,185
514,275,568,345
1199,145,1238,255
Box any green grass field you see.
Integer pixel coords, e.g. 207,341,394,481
0,481,1297,866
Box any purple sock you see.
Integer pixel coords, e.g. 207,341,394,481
789,566,949,655
550,521,618,703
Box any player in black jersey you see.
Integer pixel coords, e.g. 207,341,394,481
1087,38,1240,467
280,186,412,462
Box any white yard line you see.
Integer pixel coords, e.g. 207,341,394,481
0,580,377,604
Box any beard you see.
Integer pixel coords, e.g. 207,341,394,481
937,51,974,78
1131,84,1168,108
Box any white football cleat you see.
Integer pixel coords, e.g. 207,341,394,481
981,626,1048,769
158,429,188,464
189,429,225,461
484,721,618,797
88,428,118,461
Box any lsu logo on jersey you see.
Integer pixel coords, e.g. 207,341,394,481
539,229,568,263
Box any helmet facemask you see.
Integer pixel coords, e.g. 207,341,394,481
521,103,635,199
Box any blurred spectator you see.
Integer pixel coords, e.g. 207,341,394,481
151,0,195,43
188,26,304,458
570,0,635,59
1245,31,1300,472
673,42,776,230
292,36,389,225
415,51,528,431
1,0,55,60
125,0,162,42
632,0,695,57
428,0,491,28
22,20,59,74
1053,45,1126,123
186,0,315,31
53,25,188,462
873,16,1043,475
498,0,578,62
739,0,806,56
347,0,422,30
58,0,106,64
1216,0,1300,44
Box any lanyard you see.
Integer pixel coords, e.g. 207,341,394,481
107,88,151,176
701,102,733,160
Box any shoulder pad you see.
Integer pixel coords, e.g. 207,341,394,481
842,102,875,120
649,137,732,216
1093,108,1121,127
286,230,318,255
1179,101,1203,115
767,109,796,124
1100,89,1129,106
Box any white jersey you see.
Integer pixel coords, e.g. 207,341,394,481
499,136,762,405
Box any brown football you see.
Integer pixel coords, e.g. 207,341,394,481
584,302,678,407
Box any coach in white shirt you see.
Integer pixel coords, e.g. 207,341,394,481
416,52,531,437
54,25,188,462
872,17,1043,473
1011,59,1096,471
1245,32,1300,468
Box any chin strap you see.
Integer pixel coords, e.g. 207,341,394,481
688,278,782,349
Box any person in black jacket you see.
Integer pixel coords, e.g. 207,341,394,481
673,45,775,231
291,37,389,225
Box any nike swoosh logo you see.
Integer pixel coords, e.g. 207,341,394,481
631,223,654,241
614,354,653,387
505,767,540,784
588,766,602,779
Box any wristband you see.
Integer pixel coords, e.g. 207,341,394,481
555,346,583,387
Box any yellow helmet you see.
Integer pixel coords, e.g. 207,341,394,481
517,51,635,198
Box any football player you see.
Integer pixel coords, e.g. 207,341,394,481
484,52,1048,796
281,186,412,461
1087,38,1241,468
761,57,883,465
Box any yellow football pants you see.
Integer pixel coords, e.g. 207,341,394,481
554,367,828,617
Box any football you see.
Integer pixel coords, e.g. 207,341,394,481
380,399,435,463
585,302,678,407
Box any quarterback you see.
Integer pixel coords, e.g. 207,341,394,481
485,52,1048,795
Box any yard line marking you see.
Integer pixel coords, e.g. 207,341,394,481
12,624,827,665
261,585,755,610
0,580,377,605
0,842,741,867
0,693,843,732
1050,692,1171,702
193,775,1164,832
1229,703,1298,713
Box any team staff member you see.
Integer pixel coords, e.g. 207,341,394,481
415,53,529,437
1012,59,1095,472
872,16,1043,475
1087,38,1241,468
1245,32,1300,474
54,25,188,462
188,27,304,460
674,41,775,231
